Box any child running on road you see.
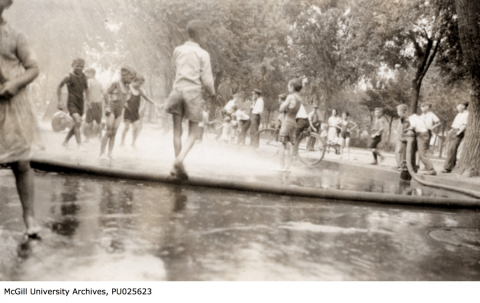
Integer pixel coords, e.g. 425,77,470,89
276,78,303,172
100,66,136,159
0,0,43,237
165,20,215,180
57,58,88,149
121,74,159,149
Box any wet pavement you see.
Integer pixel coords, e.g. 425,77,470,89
1,171,480,281
1,124,480,281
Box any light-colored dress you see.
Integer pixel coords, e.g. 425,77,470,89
0,22,43,164
327,115,341,143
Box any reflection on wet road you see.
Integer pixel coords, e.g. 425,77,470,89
0,171,479,281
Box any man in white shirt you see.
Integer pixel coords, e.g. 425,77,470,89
420,102,441,149
236,109,251,145
408,113,436,175
250,89,264,148
442,102,469,173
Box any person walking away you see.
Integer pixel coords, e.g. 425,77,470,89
442,101,468,173
276,78,303,172
368,107,388,165
165,20,215,180
0,0,43,237
250,89,263,148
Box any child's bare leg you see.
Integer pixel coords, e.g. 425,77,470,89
286,142,293,170
172,114,183,157
101,114,115,155
108,116,123,156
132,121,141,148
64,126,75,146
174,121,199,165
279,143,286,169
71,113,83,146
11,161,39,235
346,138,351,159
121,121,131,146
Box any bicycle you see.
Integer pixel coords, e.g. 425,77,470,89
254,127,326,166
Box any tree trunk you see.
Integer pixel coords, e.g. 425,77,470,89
455,0,480,177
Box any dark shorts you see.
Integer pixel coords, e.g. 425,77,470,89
85,102,102,124
368,135,382,149
340,131,350,139
124,107,140,123
165,89,204,123
67,101,83,117
280,124,297,145
106,101,124,119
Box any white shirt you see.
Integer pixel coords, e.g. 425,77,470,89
408,114,428,133
224,100,237,114
451,111,469,129
420,111,440,130
296,104,308,119
235,110,250,121
251,97,264,115
172,41,215,94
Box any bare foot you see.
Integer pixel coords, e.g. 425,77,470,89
25,216,41,239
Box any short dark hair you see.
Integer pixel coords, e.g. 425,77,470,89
72,58,85,66
187,20,208,39
343,111,350,117
396,104,408,113
289,78,303,92
121,66,137,78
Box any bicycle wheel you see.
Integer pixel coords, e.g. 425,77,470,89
255,128,281,158
297,132,326,165
203,120,223,140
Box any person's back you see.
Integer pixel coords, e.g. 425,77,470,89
281,94,301,133
173,42,214,94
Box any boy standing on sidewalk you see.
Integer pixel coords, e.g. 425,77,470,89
165,20,215,180
442,102,469,173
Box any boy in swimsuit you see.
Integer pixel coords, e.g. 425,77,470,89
100,66,136,159
57,58,88,149
165,20,215,180
121,74,159,149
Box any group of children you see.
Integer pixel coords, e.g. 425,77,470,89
57,60,159,159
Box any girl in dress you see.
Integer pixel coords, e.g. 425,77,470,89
0,0,43,237
327,109,341,153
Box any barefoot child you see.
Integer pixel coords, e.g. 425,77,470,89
0,0,42,237
100,66,136,159
277,78,303,172
57,58,88,149
83,67,105,141
165,20,215,180
121,74,159,149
